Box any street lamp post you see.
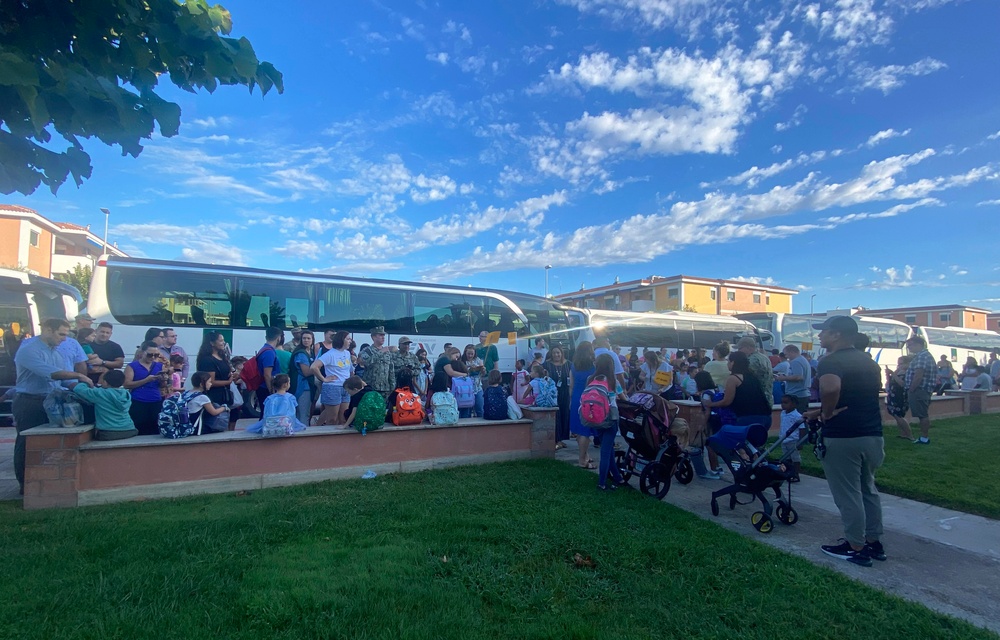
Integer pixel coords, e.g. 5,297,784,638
100,208,110,255
810,294,816,316
544,264,553,298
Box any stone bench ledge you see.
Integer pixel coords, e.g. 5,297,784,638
21,424,95,437
77,418,533,451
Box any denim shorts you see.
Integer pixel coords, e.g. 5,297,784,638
321,383,349,406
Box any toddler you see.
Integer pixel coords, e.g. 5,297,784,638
779,394,803,481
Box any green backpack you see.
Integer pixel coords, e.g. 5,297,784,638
354,390,386,434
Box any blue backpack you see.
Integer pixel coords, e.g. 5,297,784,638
431,391,459,425
451,377,475,409
483,386,507,420
158,391,199,439
532,376,557,407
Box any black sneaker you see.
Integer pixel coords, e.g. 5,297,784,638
821,540,872,567
864,540,887,562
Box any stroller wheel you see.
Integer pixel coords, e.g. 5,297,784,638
751,511,774,534
639,461,672,499
674,459,694,485
776,504,799,525
614,449,633,483
711,499,720,517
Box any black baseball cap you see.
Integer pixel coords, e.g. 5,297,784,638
812,315,859,335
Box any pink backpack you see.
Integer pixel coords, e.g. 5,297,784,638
579,375,613,429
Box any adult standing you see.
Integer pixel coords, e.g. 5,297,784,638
196,331,235,410
532,338,548,363
291,330,317,426
89,322,125,383
358,326,395,398
123,340,167,435
737,337,774,407
809,315,885,567
934,355,956,395
568,341,597,469
593,335,626,393
274,332,292,381
391,337,421,387
255,327,283,408
990,351,1000,391
12,319,94,493
904,335,936,445
544,345,572,448
701,351,771,428
475,331,499,402
73,312,95,334
312,330,353,425
703,342,731,389
776,344,811,414
430,346,466,394
638,350,672,394
163,328,188,387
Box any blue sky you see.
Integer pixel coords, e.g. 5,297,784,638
6,0,1000,313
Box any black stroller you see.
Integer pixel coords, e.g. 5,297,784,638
614,392,693,499
707,417,820,533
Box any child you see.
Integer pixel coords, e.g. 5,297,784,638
528,364,557,408
246,374,307,435
779,394,804,481
512,359,533,405
482,370,507,420
188,371,231,434
169,354,186,395
71,369,138,441
344,375,386,430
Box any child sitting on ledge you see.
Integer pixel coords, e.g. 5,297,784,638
72,369,138,441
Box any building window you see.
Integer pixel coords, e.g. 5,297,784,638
765,294,771,305
667,287,679,299
905,314,917,324
752,293,762,304
939,313,950,322
29,230,39,248
710,289,717,301
972,314,976,322
726,290,735,302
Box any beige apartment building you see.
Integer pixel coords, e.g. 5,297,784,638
863,305,990,330
554,275,797,316
0,204,128,278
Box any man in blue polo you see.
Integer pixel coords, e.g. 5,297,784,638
12,318,94,495
809,315,885,567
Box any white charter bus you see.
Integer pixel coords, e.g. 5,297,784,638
564,308,768,353
87,256,575,379
914,326,1000,367
737,312,912,367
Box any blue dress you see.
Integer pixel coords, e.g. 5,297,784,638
568,366,596,437
246,392,308,434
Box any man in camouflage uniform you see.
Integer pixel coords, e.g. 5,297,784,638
738,336,775,407
358,326,396,398
392,336,420,387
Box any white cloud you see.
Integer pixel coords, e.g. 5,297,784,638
775,104,807,132
554,0,722,35
977,199,1000,206
702,151,827,188
988,131,1000,141
112,222,248,265
729,275,777,285
851,57,947,94
188,116,233,129
865,128,911,147
427,52,449,65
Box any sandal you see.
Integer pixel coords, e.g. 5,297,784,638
597,483,617,491
555,442,567,450
578,461,596,469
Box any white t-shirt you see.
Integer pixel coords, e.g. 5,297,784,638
318,348,353,386
594,347,624,376
187,393,212,421
780,409,803,440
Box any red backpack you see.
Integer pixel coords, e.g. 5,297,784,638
240,345,274,390
391,386,426,426
579,375,613,429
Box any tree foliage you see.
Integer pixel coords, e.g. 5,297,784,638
0,0,283,196
54,263,92,304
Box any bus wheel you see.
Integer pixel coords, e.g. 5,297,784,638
242,389,261,418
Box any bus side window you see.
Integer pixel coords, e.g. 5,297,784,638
109,268,233,327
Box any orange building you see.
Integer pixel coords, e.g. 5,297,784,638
863,305,989,330
0,205,127,278
554,275,797,316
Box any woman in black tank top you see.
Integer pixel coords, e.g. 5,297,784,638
701,351,771,426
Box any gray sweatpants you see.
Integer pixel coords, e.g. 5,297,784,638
821,436,885,547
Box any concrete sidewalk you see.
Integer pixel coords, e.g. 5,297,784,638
557,439,1000,635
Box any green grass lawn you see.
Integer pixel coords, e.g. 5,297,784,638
798,414,1000,519
0,459,993,640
